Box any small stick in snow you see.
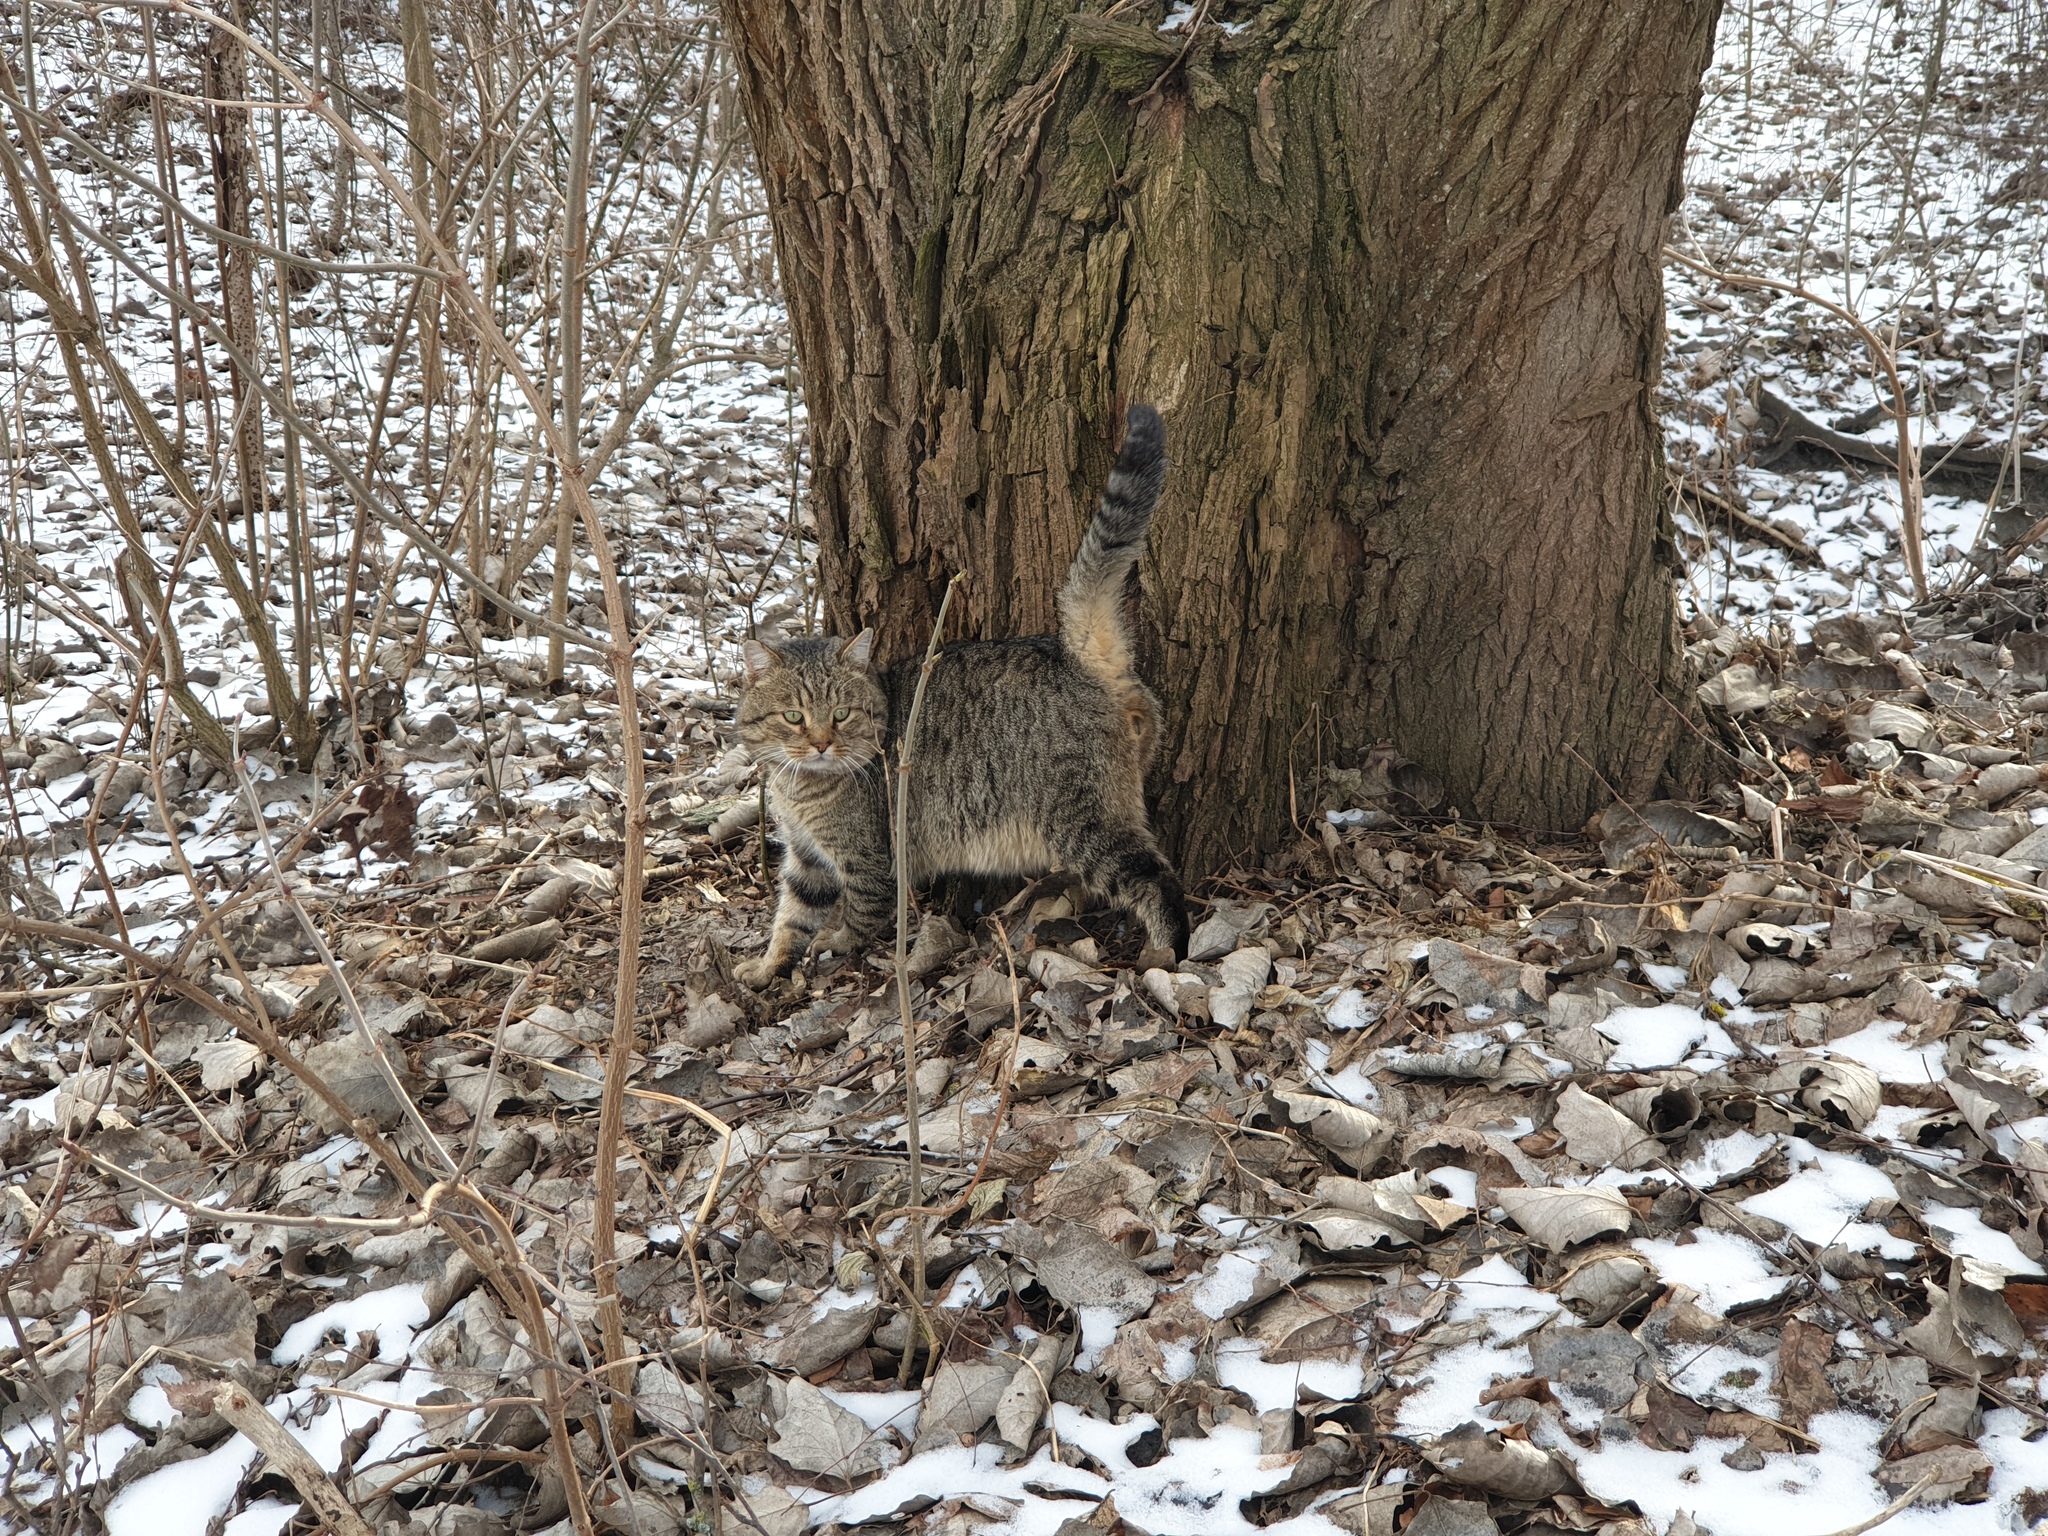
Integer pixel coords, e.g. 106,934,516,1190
1804,1472,1940,1536
893,571,966,1313
208,1381,376,1536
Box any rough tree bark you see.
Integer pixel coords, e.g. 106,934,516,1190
722,0,1721,874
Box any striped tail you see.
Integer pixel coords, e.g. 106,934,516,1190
1058,404,1166,691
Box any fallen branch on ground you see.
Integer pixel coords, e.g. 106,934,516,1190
1671,472,1821,562
1666,245,1929,600
1750,383,2048,486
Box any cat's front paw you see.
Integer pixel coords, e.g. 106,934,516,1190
817,926,863,958
734,955,783,989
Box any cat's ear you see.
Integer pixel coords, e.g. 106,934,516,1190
838,629,876,670
740,639,779,681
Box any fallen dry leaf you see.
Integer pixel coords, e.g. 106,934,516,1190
1495,1186,1632,1251
1553,1084,1660,1171
1421,1421,1574,1499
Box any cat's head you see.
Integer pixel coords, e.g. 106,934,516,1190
737,631,886,777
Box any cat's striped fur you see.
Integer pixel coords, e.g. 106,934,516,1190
733,405,1187,985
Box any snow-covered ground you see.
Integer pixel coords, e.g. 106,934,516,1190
1666,0,2048,634
8,4,2048,1536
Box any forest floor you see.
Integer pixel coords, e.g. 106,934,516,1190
8,4,2048,1536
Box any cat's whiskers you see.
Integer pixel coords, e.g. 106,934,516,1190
756,749,813,798
763,741,871,784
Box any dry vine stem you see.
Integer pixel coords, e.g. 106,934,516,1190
886,919,1026,1229
173,0,654,1449
1665,245,1928,599
0,54,235,765
895,571,966,1308
550,0,600,688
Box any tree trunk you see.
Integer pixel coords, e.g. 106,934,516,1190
722,0,1720,874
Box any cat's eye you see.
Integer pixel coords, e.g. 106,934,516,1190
782,710,804,724
832,707,851,722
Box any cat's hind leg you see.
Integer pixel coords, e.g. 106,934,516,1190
1052,819,1189,967
737,845,842,987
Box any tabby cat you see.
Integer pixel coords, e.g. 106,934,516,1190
733,404,1188,986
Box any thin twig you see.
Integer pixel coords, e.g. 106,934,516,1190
229,755,460,1174
599,1082,735,1229
999,1346,1061,1461
1881,845,2048,906
65,1143,451,1233
884,919,1026,1226
893,571,966,1311
1666,244,1927,600
1804,1473,1940,1536
455,966,539,1179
